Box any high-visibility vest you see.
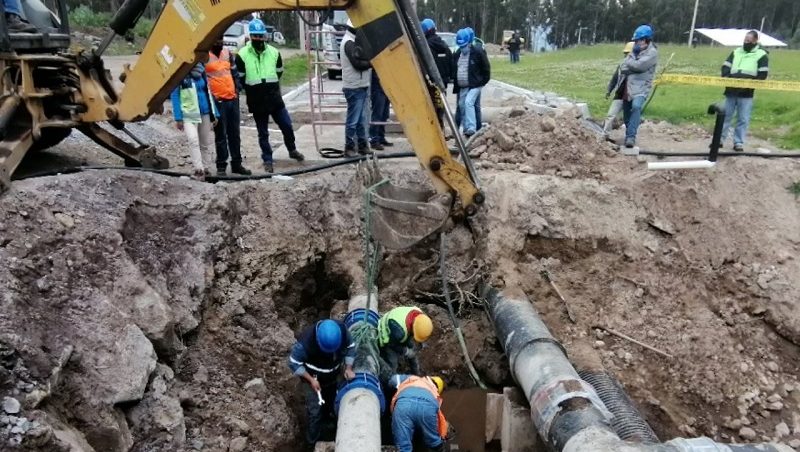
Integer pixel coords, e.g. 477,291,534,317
206,49,236,101
391,376,448,438
238,43,280,86
731,46,768,78
378,306,422,347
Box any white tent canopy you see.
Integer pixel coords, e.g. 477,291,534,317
695,28,788,47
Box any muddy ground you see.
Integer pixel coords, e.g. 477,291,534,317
1,110,799,451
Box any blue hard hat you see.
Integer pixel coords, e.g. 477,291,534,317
249,18,267,35
632,24,653,41
466,27,475,41
456,28,472,48
421,18,436,34
316,320,342,354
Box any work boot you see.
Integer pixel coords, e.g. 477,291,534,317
358,143,373,155
288,150,305,162
216,168,227,176
370,141,384,151
231,165,252,176
343,145,358,158
263,162,274,173
624,137,635,149
5,14,37,33
733,143,744,152
380,139,393,147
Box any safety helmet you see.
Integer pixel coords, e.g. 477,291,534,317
632,24,653,41
421,18,436,34
466,27,476,42
623,41,634,54
430,376,445,394
412,314,433,342
316,319,342,354
456,28,472,48
249,18,267,36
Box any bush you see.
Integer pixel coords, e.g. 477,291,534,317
133,17,154,39
69,5,111,28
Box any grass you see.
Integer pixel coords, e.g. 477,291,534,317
281,55,308,90
493,44,800,149
790,181,800,198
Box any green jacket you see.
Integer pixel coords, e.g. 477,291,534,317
378,306,421,347
722,45,769,98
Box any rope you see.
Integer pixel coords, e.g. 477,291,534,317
362,178,389,319
439,232,487,389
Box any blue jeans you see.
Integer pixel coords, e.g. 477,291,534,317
722,95,754,146
3,0,23,16
392,396,443,452
214,98,242,170
457,87,481,135
622,95,647,141
369,73,390,144
343,87,369,149
254,107,296,164
510,50,520,63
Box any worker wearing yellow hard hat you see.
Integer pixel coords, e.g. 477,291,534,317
378,306,434,374
389,374,450,452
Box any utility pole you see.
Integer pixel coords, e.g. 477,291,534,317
760,16,766,32
688,0,699,47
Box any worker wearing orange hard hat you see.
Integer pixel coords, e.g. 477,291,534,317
378,306,434,374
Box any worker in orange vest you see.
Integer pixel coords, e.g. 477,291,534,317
389,374,450,452
206,37,251,176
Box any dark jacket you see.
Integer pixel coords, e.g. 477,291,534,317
606,65,627,100
452,45,491,94
288,320,356,382
507,36,522,52
426,31,453,87
721,46,769,98
234,48,285,115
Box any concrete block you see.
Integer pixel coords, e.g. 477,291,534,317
575,103,592,119
501,387,542,452
486,393,504,443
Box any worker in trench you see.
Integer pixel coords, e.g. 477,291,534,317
288,319,356,450
389,374,451,452
378,306,434,375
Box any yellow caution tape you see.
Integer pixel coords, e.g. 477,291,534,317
656,74,800,92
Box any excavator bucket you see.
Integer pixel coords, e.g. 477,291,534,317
359,158,452,250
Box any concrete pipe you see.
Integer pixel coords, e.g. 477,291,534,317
481,286,792,452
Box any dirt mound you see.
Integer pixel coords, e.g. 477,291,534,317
468,110,623,180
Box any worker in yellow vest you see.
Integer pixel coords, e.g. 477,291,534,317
389,374,449,452
206,37,251,176
378,306,434,375
721,30,769,152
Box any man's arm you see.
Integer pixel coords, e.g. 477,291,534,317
234,54,246,88
289,342,321,390
607,68,620,95
721,51,734,77
343,329,356,378
479,47,491,86
229,52,242,92
389,374,411,389
170,87,183,122
757,53,769,80
621,48,657,73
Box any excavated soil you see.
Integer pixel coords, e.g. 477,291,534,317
1,111,799,451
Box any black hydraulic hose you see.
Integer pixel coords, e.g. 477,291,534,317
638,150,800,158
14,151,417,182
579,370,659,444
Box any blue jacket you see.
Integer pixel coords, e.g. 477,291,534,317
170,67,216,122
390,374,437,403
289,320,355,381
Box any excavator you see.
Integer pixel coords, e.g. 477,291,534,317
0,0,484,248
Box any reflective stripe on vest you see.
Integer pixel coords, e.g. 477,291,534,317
290,356,342,374
239,44,280,85
732,46,767,77
378,306,422,347
206,49,236,100
390,376,448,438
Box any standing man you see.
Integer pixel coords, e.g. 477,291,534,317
3,0,37,32
289,319,356,449
506,31,523,64
369,71,393,150
235,18,305,174
206,37,251,176
171,63,217,180
389,374,450,452
721,30,769,152
421,18,453,129
452,27,490,138
378,306,433,375
603,41,634,138
340,20,373,157
620,24,658,149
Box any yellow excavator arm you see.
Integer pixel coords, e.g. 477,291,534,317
94,0,483,219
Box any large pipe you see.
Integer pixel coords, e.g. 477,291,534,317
482,287,792,452
647,160,716,170
335,293,383,452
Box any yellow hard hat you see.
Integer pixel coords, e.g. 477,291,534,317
623,41,635,54
413,314,433,342
430,376,445,394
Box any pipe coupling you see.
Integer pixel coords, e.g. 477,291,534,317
530,378,613,441
335,372,385,415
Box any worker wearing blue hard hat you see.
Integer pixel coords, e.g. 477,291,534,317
619,24,658,149
288,318,356,448
452,27,490,138
420,18,453,128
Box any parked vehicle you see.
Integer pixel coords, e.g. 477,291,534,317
223,21,249,53
319,11,349,79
